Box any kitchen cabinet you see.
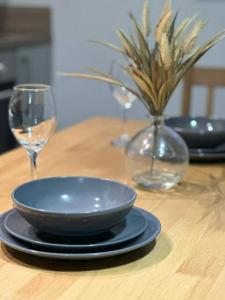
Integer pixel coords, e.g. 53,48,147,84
0,51,16,153
0,45,51,153
16,44,51,84
0,6,51,153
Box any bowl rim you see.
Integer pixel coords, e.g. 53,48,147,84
12,176,137,216
166,116,225,135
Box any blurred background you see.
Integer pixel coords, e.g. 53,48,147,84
0,0,225,132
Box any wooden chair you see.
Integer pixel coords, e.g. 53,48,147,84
182,67,225,116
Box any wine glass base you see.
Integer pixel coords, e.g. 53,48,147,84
111,134,130,148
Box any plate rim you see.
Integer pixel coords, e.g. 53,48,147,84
4,208,148,250
0,209,161,260
190,151,225,161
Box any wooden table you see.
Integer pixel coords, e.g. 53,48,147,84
0,117,225,300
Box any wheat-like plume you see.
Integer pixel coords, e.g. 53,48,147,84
181,20,206,54
155,1,172,43
142,0,151,37
159,33,172,70
62,0,225,116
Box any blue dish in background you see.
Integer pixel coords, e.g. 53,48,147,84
165,116,225,149
12,176,137,236
189,149,225,162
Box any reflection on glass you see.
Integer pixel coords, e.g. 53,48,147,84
109,60,136,147
9,84,57,179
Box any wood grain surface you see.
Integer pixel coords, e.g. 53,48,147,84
0,117,225,300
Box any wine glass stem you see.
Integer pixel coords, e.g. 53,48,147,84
28,151,38,179
122,108,128,136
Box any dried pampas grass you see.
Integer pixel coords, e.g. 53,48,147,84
62,0,225,116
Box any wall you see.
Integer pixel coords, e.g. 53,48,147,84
7,0,225,128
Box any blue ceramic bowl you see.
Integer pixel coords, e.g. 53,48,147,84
12,177,137,236
165,116,225,149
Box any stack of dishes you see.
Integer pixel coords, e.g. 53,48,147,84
0,177,161,260
165,117,225,162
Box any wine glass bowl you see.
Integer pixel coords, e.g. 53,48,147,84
9,84,57,178
112,86,136,109
109,60,136,147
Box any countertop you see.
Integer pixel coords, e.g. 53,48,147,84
0,31,50,50
0,117,225,300
0,6,51,50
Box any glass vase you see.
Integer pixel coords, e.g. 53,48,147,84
125,116,189,190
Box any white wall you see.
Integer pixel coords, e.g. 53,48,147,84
7,0,225,128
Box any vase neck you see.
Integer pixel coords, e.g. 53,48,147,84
149,115,164,127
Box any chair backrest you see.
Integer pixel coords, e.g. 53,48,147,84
182,67,225,116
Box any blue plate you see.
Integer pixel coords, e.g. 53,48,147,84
0,208,161,260
166,117,225,149
190,149,225,162
4,208,147,250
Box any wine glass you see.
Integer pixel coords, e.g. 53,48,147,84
109,60,136,147
9,84,57,179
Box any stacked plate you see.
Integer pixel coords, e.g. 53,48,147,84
0,177,161,260
0,207,161,260
165,116,225,162
188,143,225,162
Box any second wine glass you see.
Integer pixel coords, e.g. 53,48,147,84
9,84,57,179
109,60,136,147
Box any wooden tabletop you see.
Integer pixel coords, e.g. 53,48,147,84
0,117,225,300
